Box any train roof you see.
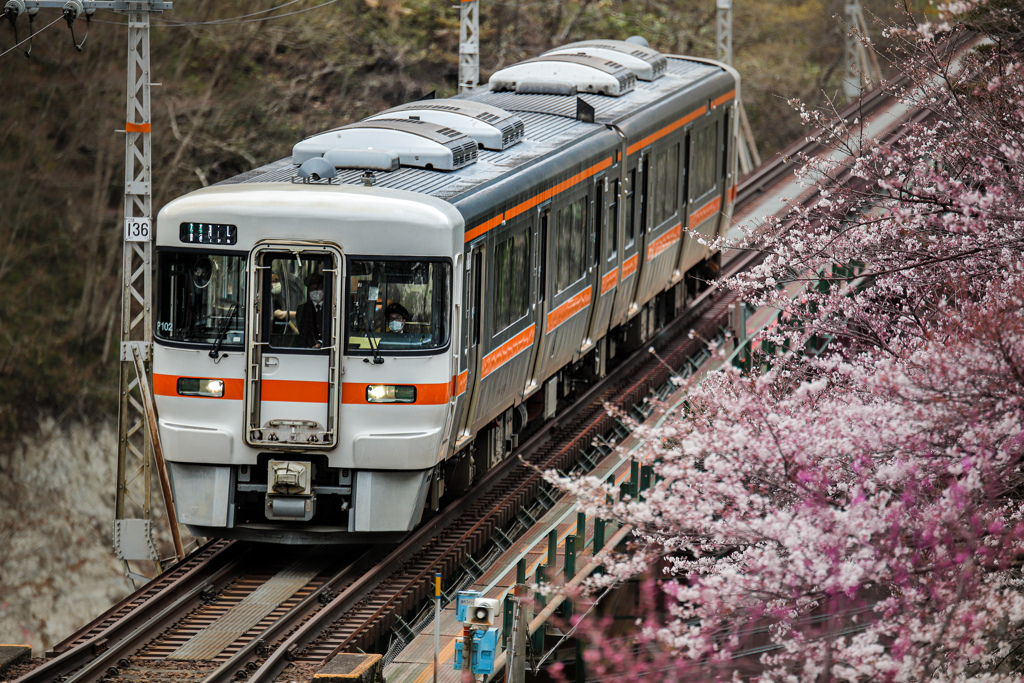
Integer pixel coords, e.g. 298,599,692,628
216,47,730,204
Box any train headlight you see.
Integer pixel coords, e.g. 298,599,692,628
177,377,225,398
366,385,416,403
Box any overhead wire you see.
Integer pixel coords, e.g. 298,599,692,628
156,0,341,27
0,15,62,60
6,1,340,29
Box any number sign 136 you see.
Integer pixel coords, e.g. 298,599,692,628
125,217,153,242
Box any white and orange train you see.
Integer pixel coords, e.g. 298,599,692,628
153,38,739,543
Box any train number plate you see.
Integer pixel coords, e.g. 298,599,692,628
124,217,153,242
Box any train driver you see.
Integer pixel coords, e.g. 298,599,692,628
297,272,328,348
384,302,410,333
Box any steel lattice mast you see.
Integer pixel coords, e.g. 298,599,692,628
459,0,479,92
4,0,174,585
843,0,883,99
715,0,761,174
115,4,161,585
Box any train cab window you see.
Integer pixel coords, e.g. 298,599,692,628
345,259,450,354
555,196,588,293
156,250,246,347
653,143,679,225
690,122,719,200
264,254,331,350
493,229,531,333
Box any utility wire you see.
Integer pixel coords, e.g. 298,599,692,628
15,1,340,28
157,0,340,26
157,0,303,26
0,15,62,59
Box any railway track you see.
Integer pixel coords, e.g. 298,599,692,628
7,81,916,683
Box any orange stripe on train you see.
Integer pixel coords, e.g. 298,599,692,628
466,158,613,242
646,223,681,261
621,253,639,279
482,325,536,378
689,196,722,229
711,90,736,109
547,287,592,332
263,379,330,403
341,382,452,405
627,107,706,156
600,268,619,295
153,374,245,400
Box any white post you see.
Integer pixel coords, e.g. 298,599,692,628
114,5,161,583
434,572,442,683
716,0,732,65
459,0,479,92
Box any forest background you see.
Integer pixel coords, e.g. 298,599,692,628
0,0,905,654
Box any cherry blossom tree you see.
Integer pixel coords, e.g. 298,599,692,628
550,3,1024,680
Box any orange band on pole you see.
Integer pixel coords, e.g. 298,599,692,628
126,122,151,133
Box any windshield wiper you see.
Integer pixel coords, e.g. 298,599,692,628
209,302,239,362
363,310,384,365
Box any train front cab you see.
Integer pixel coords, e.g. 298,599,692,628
152,185,463,544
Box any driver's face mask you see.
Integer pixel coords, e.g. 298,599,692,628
271,281,282,295
389,319,404,332
309,289,325,305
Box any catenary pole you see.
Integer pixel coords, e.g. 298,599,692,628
4,0,174,586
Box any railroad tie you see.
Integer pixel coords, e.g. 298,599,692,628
168,559,325,661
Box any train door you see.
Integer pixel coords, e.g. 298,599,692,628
678,119,721,275
522,205,550,395
584,174,617,348
454,242,484,444
243,244,342,449
609,160,642,327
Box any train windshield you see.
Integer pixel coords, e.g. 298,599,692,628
345,259,450,353
156,250,247,346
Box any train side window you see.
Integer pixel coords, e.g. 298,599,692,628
624,170,636,248
266,254,331,351
492,228,531,333
690,122,719,200
606,179,619,261
554,196,587,293
593,182,603,268
653,143,679,225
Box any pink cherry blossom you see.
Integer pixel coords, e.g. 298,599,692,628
549,4,1024,681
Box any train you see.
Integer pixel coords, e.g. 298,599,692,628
153,37,740,544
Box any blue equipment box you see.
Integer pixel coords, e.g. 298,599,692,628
454,628,499,675
455,590,481,622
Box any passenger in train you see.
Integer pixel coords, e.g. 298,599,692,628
270,273,296,323
296,273,327,348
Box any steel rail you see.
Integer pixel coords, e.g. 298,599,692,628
14,540,245,683
60,558,250,683
197,549,378,683
15,541,248,683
